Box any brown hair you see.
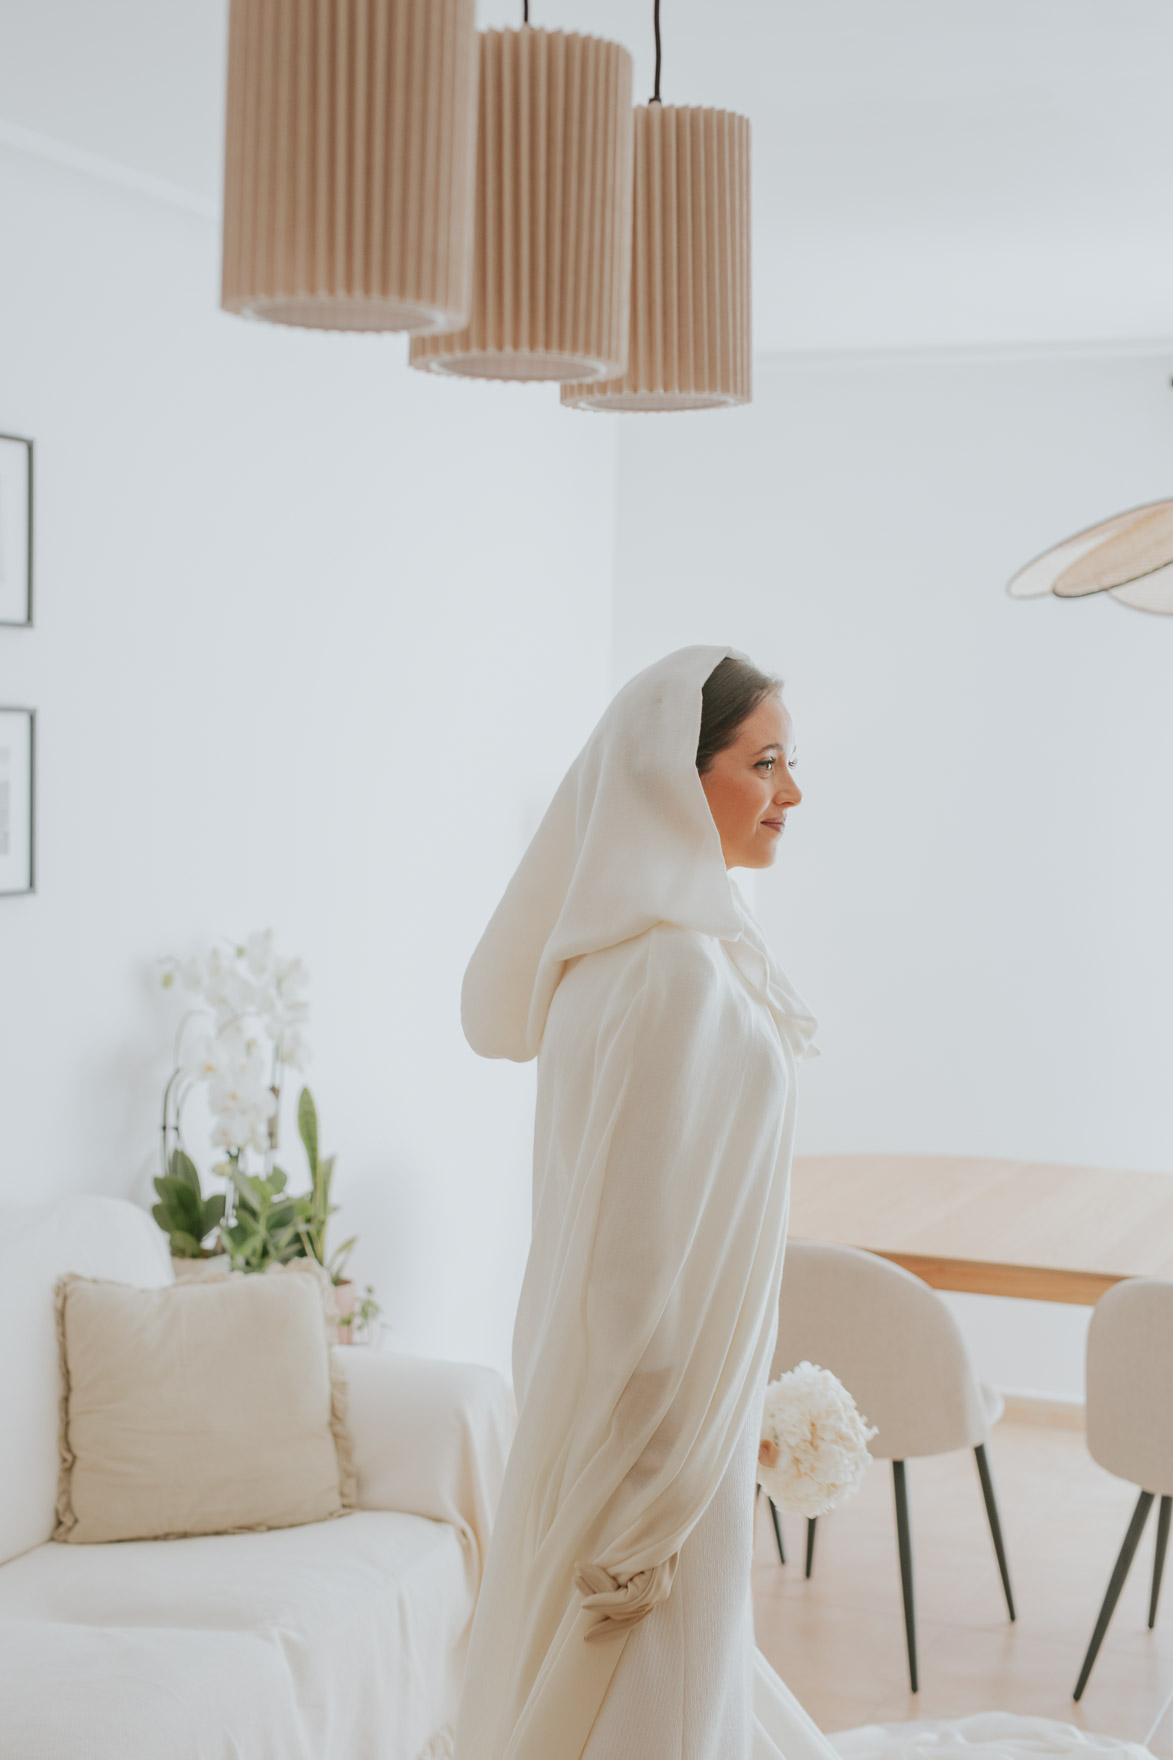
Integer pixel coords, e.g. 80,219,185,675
696,656,783,774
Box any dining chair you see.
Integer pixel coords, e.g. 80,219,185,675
1073,1276,1173,1701
766,1238,1014,1693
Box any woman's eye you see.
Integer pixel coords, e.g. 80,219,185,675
755,759,776,772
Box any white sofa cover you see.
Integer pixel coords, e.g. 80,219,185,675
0,1196,516,1760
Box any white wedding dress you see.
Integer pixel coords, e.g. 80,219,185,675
453,645,1157,1760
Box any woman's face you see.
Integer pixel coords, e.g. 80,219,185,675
699,693,801,870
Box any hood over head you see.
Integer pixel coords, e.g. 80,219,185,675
461,644,817,1062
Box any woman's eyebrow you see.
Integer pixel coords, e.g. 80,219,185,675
753,743,781,755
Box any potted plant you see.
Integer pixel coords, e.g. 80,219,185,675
151,933,382,1339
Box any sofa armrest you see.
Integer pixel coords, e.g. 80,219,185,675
333,1347,516,1587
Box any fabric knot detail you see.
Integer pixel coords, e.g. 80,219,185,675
573,1554,679,1641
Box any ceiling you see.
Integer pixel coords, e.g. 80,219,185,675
3,0,1171,354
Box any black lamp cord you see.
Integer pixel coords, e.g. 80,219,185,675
651,0,662,102
522,0,662,103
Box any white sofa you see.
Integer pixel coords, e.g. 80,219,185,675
0,1195,516,1760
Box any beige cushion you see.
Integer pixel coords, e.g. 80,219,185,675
54,1271,355,1543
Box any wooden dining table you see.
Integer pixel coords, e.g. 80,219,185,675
787,1153,1173,1305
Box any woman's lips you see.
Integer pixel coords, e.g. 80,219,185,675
761,818,785,834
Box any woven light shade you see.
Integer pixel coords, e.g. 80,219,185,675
221,0,478,333
408,29,634,382
1008,499,1173,615
561,105,751,413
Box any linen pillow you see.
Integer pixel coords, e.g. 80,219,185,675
54,1270,355,1543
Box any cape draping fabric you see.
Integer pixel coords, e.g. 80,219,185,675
455,647,818,1760
461,644,816,1067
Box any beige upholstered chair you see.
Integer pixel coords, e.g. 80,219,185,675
1073,1277,1173,1701
766,1239,1014,1692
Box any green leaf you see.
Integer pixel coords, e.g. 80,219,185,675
297,1087,318,1177
154,1176,202,1230
268,1166,288,1195
168,1149,202,1196
317,1154,336,1208
168,1229,203,1258
230,1166,263,1210
201,1192,226,1235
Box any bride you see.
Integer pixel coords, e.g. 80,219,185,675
451,645,1149,1760
454,642,832,1760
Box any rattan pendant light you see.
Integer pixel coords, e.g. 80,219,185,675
562,0,751,413
221,0,478,333
408,16,634,382
1008,499,1173,615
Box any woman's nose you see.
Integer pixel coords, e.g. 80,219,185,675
776,776,801,807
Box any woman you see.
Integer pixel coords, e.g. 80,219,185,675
456,645,838,1760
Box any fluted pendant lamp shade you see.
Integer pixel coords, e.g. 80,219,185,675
562,105,751,412
221,0,478,333
1008,500,1173,614
408,30,635,381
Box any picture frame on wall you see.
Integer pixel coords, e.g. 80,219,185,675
0,434,33,627
0,708,35,896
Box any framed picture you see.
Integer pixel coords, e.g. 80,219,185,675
0,434,33,627
0,708,35,895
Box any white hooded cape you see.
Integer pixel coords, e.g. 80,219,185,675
456,646,829,1760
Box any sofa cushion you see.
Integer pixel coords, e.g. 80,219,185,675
0,1510,471,1760
55,1271,355,1543
0,1196,172,1567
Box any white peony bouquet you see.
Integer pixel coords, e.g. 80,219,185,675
757,1361,878,1517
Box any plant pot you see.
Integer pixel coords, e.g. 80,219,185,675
332,1278,357,1345
172,1255,232,1282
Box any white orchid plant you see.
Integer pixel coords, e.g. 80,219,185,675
153,935,383,1339
158,932,310,1248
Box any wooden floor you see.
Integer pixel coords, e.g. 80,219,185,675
752,1416,1173,1753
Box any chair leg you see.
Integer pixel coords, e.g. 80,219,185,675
805,1517,817,1579
892,1460,918,1694
768,1497,786,1565
974,1444,1016,1622
1150,1496,1171,1629
1073,1489,1154,1701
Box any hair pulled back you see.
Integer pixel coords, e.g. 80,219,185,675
695,656,783,774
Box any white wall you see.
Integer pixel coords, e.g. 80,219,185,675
5,135,1172,1404
0,144,618,1379
612,350,1173,1399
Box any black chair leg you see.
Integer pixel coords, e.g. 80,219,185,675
1073,1489,1154,1701
974,1444,1016,1621
1150,1495,1171,1629
805,1517,817,1579
892,1460,918,1693
768,1496,786,1565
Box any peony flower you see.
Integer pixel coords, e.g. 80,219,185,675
757,1362,878,1517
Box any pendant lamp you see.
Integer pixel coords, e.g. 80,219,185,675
1008,500,1173,615
221,0,478,333
562,1,751,413
408,23,634,381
